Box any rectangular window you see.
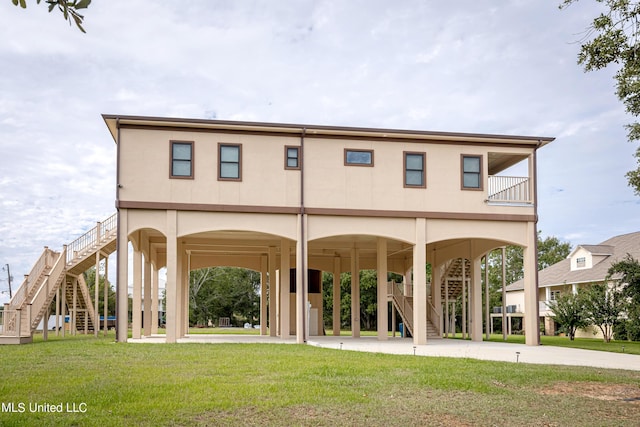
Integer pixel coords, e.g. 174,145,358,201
218,143,241,181
550,290,561,301
285,146,300,170
170,141,193,178
576,257,586,268
404,152,426,188
344,149,374,166
461,155,482,190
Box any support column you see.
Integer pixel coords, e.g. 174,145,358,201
179,246,188,338
376,238,388,341
94,251,100,337
524,221,540,346
432,261,442,336
61,280,66,338
104,256,109,337
72,277,78,335
413,218,427,345
268,246,277,337
166,210,178,343
116,210,129,342
280,239,291,338
260,255,268,336
484,254,490,340
471,255,482,342
55,285,60,337
332,257,341,336
501,247,507,340
143,254,152,337
350,247,360,338
461,259,466,339
295,214,307,344
132,249,142,339
444,278,449,338
151,262,159,335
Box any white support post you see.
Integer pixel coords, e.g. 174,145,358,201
376,238,388,341
461,259,466,340
94,252,100,338
104,255,109,337
471,256,482,342
350,247,360,338
280,239,291,338
143,254,152,337
268,246,277,337
332,257,341,336
116,210,129,343
260,255,268,336
132,249,142,339
484,254,490,340
151,262,158,335
165,210,178,343
412,218,427,345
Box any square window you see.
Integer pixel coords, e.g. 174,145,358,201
218,144,241,180
285,146,300,170
404,152,425,188
461,155,482,190
345,149,374,166
170,141,193,178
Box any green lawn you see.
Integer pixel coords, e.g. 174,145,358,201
0,333,639,426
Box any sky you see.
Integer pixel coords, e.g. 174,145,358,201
0,1,638,303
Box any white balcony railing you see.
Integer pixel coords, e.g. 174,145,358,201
487,176,532,204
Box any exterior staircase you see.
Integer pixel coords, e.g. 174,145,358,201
0,214,117,344
387,282,441,340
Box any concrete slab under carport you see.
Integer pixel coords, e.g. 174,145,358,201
128,334,640,372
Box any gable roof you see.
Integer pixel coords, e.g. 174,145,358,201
506,231,640,292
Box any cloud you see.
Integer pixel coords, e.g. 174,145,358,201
0,0,637,290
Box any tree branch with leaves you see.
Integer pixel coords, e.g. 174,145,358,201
11,0,91,33
561,0,640,195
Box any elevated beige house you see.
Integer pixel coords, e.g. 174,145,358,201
505,231,640,338
103,115,554,346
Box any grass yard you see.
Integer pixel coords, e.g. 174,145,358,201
0,333,639,426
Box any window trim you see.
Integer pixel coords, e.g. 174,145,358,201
403,151,426,188
461,154,483,191
344,149,374,167
218,143,242,181
285,145,301,170
169,140,194,179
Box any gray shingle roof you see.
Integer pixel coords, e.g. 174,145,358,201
506,231,640,292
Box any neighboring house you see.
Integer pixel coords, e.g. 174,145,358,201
103,114,553,346
505,231,640,338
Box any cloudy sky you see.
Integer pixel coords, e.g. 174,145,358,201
0,1,638,302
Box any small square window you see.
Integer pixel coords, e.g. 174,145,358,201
218,143,241,181
461,155,482,190
170,141,193,178
404,152,426,188
285,146,300,170
345,149,374,166
576,257,586,268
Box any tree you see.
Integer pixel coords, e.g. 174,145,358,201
10,0,91,33
608,254,640,340
83,267,116,317
561,0,640,195
581,282,626,342
188,267,260,327
547,290,588,340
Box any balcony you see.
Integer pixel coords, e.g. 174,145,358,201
487,176,532,205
